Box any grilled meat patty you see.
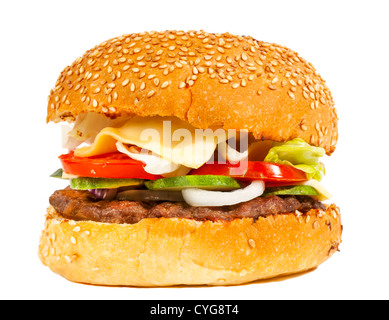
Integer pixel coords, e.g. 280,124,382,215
49,188,325,224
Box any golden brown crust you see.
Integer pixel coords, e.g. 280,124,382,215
39,204,342,287
47,30,338,154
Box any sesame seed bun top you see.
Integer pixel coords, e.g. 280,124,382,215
47,30,338,154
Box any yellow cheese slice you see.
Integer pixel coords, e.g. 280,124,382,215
299,179,332,201
74,116,233,169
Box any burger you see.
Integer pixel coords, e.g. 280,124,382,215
39,30,342,286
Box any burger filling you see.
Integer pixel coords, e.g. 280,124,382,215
51,112,331,222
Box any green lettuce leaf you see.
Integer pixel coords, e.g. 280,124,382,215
264,139,326,181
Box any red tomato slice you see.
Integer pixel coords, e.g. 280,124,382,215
59,152,162,180
190,161,307,184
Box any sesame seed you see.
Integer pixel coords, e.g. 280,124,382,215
92,99,98,107
248,239,256,248
288,91,295,99
122,79,130,87
147,90,155,98
179,81,186,89
70,236,76,245
161,81,170,89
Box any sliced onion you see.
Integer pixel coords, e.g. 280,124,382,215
116,141,187,176
217,140,274,163
182,180,265,207
89,189,117,200
217,140,248,162
116,190,184,202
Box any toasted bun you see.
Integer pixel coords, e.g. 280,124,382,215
39,205,342,287
47,30,338,154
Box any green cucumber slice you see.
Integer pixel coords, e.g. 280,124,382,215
70,177,144,190
145,175,241,191
262,185,319,197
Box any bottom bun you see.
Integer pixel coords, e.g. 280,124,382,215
39,204,342,287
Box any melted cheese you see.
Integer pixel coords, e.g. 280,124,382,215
75,116,232,169
63,112,131,150
299,180,332,201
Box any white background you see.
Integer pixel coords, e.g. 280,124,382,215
1,0,388,300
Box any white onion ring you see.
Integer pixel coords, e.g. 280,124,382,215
116,141,182,175
217,140,249,163
182,180,265,207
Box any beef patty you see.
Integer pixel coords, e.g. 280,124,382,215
49,188,325,224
